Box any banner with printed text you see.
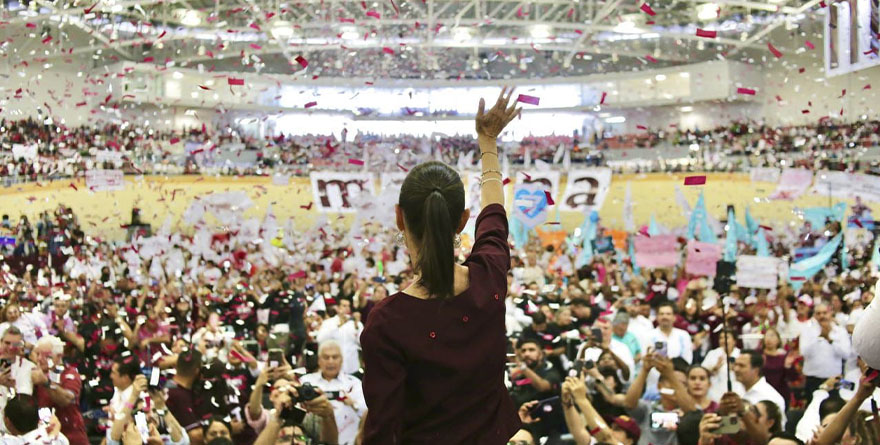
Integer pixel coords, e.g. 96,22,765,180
309,172,375,213
736,255,780,289
750,167,781,183
685,240,722,276
512,182,549,229
634,234,679,269
12,144,37,160
85,169,125,191
559,168,612,213
768,168,813,200
811,170,880,203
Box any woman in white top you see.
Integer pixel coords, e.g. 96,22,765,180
0,303,42,348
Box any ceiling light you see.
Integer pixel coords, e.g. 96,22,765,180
680,106,693,112
452,27,473,42
530,25,552,39
270,20,294,40
178,9,201,26
697,3,719,21
605,116,626,123
655,74,667,81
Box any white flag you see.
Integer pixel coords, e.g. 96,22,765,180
523,146,531,168
553,144,565,164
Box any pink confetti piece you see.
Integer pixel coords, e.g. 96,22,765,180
544,191,555,205
339,17,355,23
228,77,244,86
198,85,211,90
382,47,395,54
805,40,815,50
645,54,658,63
348,158,365,166
767,42,783,58
684,175,706,186
366,10,381,19
25,22,36,28
640,3,656,16
600,92,607,104
291,270,307,279
865,84,872,90
737,87,756,95
143,56,154,62
84,2,97,13
791,276,806,281
517,94,540,105
249,23,261,31
304,101,317,108
636,125,648,130
41,36,52,44
503,178,511,185
169,137,180,144
250,43,262,50
68,183,78,191
300,202,313,210
295,55,308,68
696,28,716,38
397,163,409,172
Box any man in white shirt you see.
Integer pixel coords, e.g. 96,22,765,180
733,350,786,423
108,356,140,417
701,330,744,403
576,317,635,383
316,299,364,376
649,302,693,364
0,326,36,434
2,394,69,445
799,302,853,397
299,340,367,445
520,251,545,287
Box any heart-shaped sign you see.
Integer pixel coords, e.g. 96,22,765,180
513,183,549,229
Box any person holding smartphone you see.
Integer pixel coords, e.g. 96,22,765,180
361,87,522,444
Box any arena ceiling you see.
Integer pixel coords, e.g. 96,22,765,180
1,0,823,80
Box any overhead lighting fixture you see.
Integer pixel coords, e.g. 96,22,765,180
605,116,626,123
177,9,201,26
452,27,473,42
655,74,667,81
270,20,294,40
697,3,719,21
530,25,552,39
680,106,694,112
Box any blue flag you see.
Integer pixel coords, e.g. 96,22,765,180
745,207,759,238
789,232,843,289
649,214,661,236
688,191,717,243
756,228,770,257
802,203,847,229
629,236,640,275
723,208,737,262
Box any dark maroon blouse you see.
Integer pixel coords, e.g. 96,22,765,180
361,203,522,444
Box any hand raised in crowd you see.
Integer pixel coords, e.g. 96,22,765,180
476,86,521,139
564,376,588,401
719,392,745,417
303,393,335,419
699,413,722,445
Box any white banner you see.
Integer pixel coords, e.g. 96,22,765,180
85,169,125,192
96,150,124,164
11,143,37,160
309,172,375,212
750,167,781,183
272,173,290,186
520,170,561,204
769,168,813,200
559,168,612,212
812,170,880,203
736,255,781,289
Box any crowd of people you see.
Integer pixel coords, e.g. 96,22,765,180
0,193,876,445
3,116,880,184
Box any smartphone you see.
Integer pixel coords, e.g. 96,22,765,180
655,341,668,358
838,380,856,391
268,348,284,368
529,396,562,418
0,358,11,369
243,340,260,358
591,328,603,343
280,406,307,426
712,415,742,435
651,412,680,429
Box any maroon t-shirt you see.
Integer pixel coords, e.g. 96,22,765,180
35,365,88,445
361,203,522,444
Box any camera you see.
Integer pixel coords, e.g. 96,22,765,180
280,405,307,426
294,382,321,403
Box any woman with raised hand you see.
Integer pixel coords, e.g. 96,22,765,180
360,87,522,444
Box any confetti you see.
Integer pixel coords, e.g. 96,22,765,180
684,175,706,186
382,47,395,54
25,22,36,28
737,87,756,95
544,191,555,205
645,55,658,63
695,28,717,38
304,101,317,108
366,10,381,19
517,94,540,105
348,158,365,166
600,92,607,104
199,85,211,90
805,40,816,50
68,183,78,191
294,55,309,68
170,137,180,144
767,42,783,58
640,3,656,16
228,77,245,86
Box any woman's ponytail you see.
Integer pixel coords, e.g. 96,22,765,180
418,191,455,298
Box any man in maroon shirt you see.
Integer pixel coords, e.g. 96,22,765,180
30,335,88,445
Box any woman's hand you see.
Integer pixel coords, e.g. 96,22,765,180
699,413,721,445
476,87,521,139
565,376,588,401
517,401,540,424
